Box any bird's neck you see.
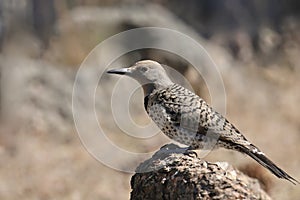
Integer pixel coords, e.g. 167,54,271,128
142,83,156,96
142,83,171,96
139,76,174,97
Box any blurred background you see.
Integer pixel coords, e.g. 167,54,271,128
0,0,300,199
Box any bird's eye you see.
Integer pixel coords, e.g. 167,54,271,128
140,67,148,72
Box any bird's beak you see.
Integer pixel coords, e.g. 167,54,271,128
106,68,131,75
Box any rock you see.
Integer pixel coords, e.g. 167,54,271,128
130,144,271,200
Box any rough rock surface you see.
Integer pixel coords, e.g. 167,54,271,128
130,144,271,200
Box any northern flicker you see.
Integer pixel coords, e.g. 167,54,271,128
107,60,298,184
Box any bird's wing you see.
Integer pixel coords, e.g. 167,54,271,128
148,84,248,141
148,84,224,135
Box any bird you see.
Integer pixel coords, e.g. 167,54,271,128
107,60,299,184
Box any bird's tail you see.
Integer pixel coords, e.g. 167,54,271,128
238,144,299,185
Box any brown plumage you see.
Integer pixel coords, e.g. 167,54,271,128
107,60,299,184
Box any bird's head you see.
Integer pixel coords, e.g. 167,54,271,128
107,60,173,94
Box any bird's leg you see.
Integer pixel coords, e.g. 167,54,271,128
158,144,197,157
183,146,198,157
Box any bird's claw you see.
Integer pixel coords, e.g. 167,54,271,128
183,149,198,157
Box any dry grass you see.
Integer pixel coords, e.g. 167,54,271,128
0,126,131,200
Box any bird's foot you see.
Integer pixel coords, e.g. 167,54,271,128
183,147,198,157
158,144,197,157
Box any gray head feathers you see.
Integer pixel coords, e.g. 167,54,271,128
107,60,174,95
